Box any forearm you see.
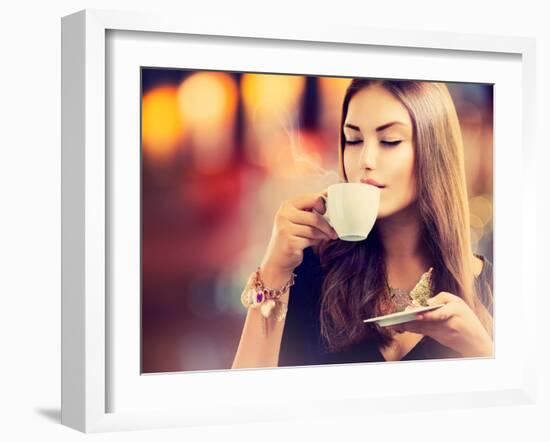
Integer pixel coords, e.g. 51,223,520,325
231,266,293,369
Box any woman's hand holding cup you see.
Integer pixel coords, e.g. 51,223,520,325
259,191,338,287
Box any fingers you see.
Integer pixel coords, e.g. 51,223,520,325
277,191,337,241
288,206,337,240
387,321,424,335
388,319,437,335
291,193,327,212
427,292,460,306
389,325,406,334
416,306,454,322
290,222,333,240
311,195,327,215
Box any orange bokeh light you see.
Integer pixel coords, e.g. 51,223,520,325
142,85,184,161
177,72,238,126
319,77,351,100
241,74,305,120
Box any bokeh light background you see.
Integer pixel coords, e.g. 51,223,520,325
141,69,493,373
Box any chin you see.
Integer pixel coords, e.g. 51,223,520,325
376,202,390,219
376,206,390,219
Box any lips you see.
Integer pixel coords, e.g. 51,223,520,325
360,178,386,188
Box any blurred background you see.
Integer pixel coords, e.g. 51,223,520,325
140,69,493,373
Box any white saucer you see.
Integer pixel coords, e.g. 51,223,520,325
362,304,445,327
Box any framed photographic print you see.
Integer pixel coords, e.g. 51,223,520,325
61,8,537,433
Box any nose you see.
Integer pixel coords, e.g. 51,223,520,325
359,141,378,170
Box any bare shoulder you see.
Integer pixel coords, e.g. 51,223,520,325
472,255,484,277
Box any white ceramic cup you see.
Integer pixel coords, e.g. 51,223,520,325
320,183,381,242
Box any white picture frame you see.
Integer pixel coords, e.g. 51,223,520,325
61,8,537,433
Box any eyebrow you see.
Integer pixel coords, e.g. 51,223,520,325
344,121,407,132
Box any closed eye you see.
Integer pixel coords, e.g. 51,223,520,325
345,140,402,146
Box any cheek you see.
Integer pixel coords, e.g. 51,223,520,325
391,169,416,198
379,151,417,211
388,148,415,189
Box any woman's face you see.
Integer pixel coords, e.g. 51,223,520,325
343,84,417,219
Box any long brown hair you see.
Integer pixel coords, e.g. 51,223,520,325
313,79,493,353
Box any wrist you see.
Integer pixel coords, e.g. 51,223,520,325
461,334,493,358
259,262,295,290
240,265,295,333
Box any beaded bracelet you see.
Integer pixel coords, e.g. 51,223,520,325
240,267,296,336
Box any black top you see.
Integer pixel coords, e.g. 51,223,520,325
279,247,493,366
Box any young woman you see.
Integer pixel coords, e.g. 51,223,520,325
231,79,493,368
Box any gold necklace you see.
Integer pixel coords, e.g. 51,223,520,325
384,267,434,313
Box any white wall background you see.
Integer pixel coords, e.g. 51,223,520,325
0,0,548,440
